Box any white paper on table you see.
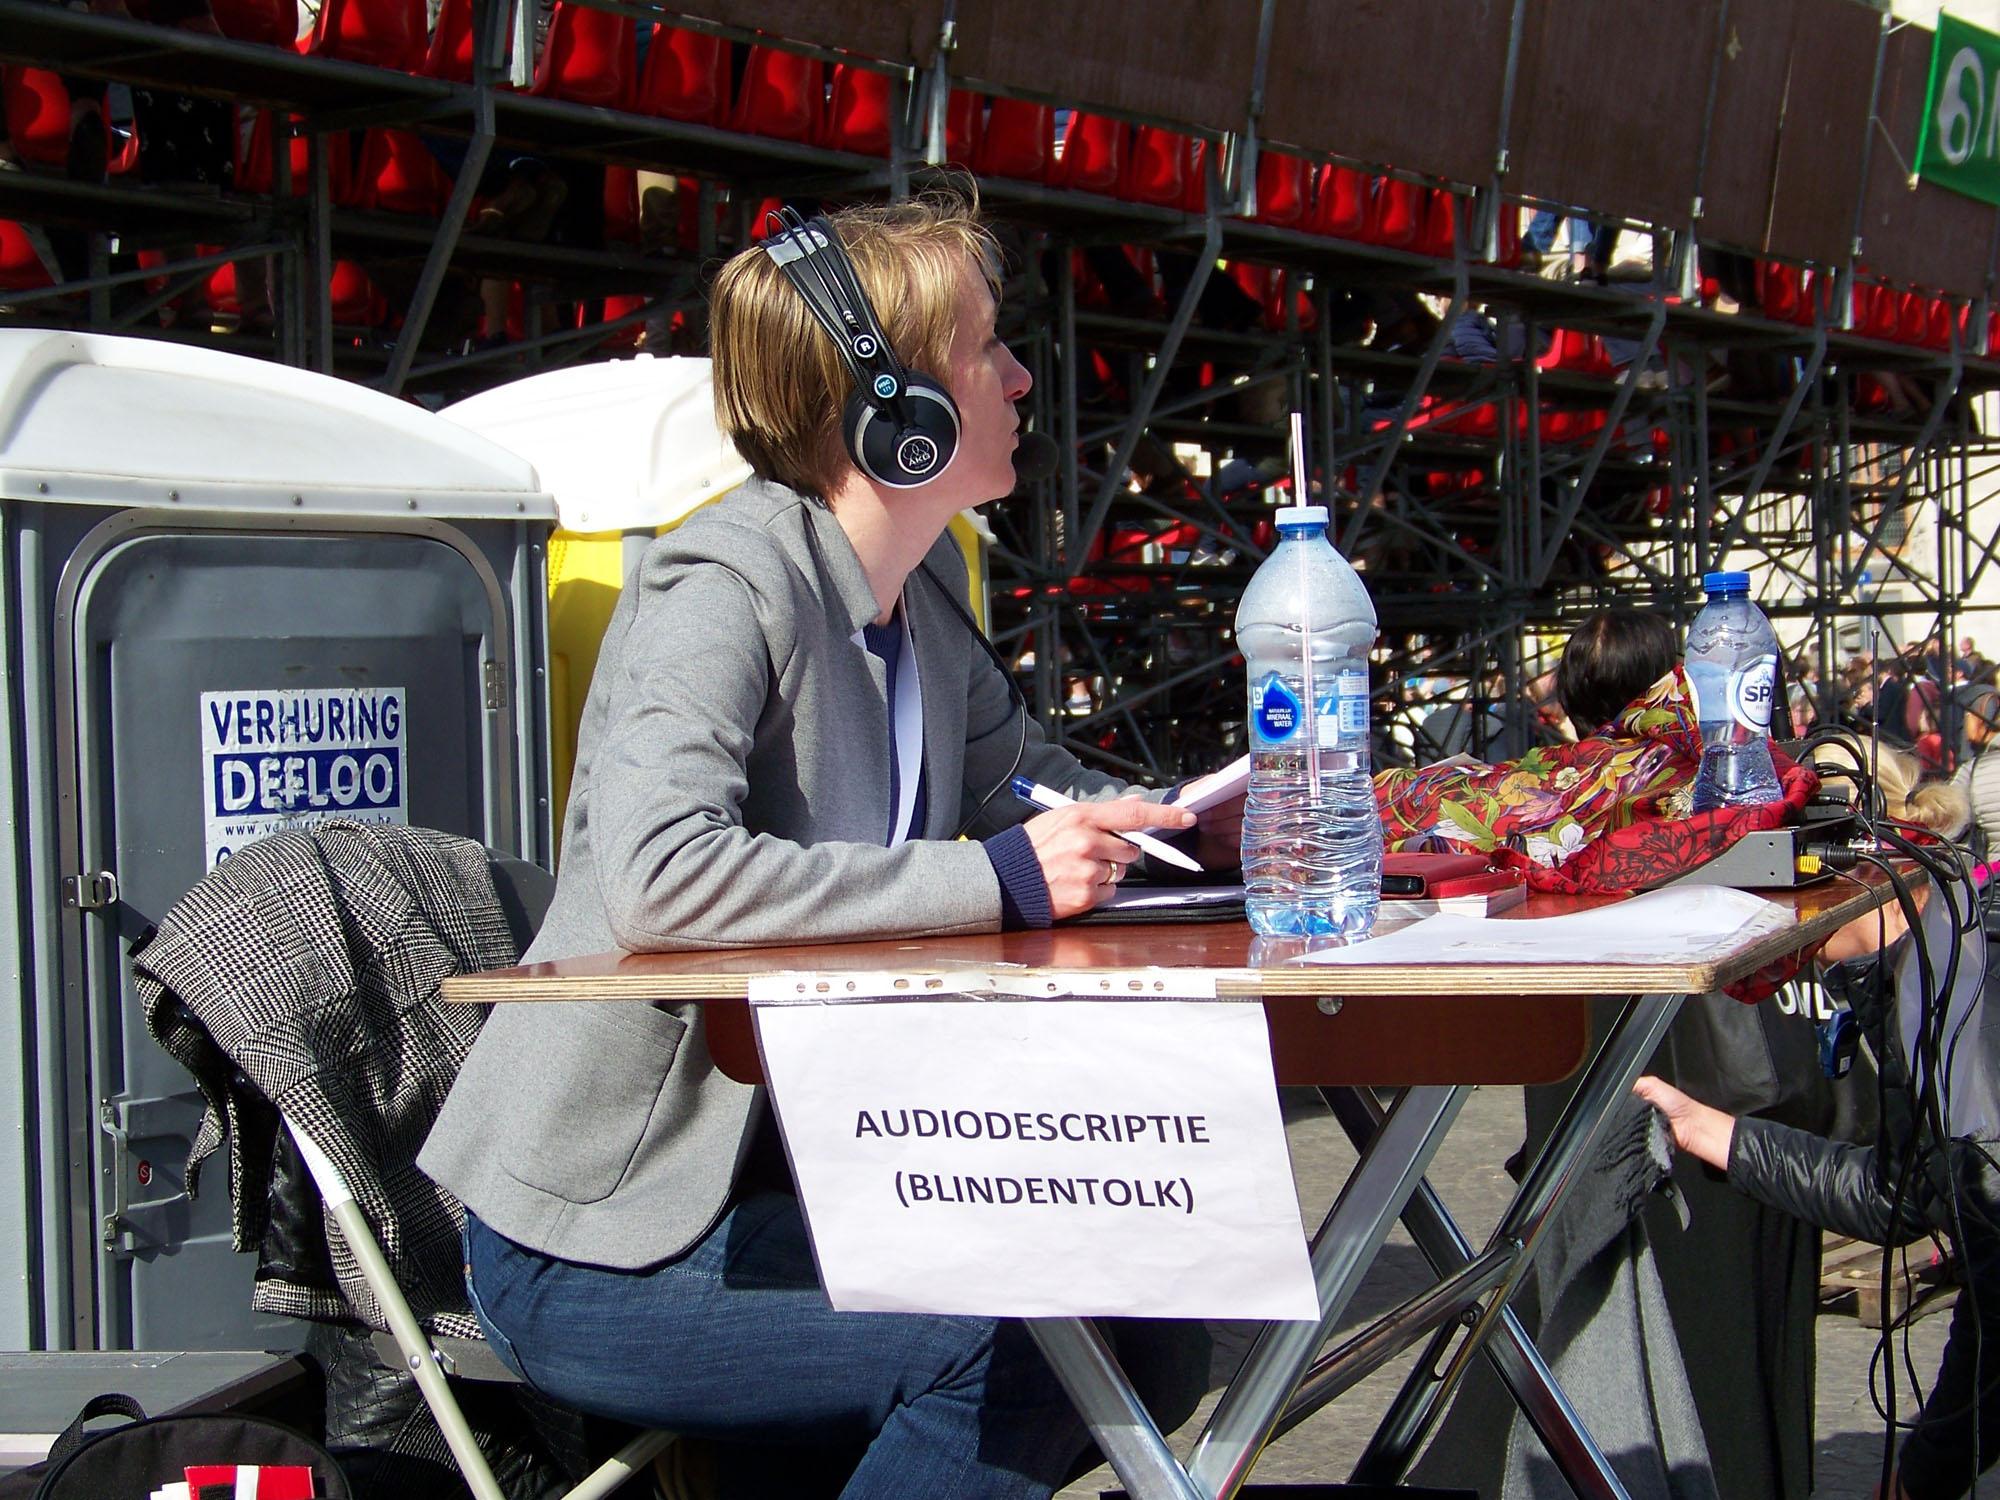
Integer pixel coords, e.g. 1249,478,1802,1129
1172,755,1250,814
1299,884,1792,966
753,997,1320,1322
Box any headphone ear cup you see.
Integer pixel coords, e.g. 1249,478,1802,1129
845,372,962,488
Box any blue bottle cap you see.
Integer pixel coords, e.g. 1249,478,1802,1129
1701,570,1750,594
1275,504,1329,526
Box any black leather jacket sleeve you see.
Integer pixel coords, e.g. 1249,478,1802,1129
1727,1116,1933,1248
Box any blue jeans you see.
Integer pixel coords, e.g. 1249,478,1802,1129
464,1196,1210,1499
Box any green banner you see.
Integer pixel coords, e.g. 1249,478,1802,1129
1917,12,2000,207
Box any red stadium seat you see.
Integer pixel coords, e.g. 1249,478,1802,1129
197,246,240,320
973,97,1053,181
1054,112,1124,195
1310,164,1371,239
733,46,823,143
1121,126,1194,208
329,259,387,327
358,128,452,217
1756,261,1801,324
593,293,648,350
1416,189,1456,258
1370,177,1423,248
422,0,475,81
236,112,360,205
1252,150,1309,228
944,89,981,165
0,220,54,292
530,2,635,111
2,67,74,170
603,165,640,245
1539,327,1612,378
1183,138,1209,211
634,25,729,123
824,64,893,155
209,0,293,46
306,0,424,72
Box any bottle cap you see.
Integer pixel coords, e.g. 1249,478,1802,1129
1274,504,1329,526
1701,570,1750,594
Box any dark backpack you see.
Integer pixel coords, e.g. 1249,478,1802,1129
0,1393,352,1500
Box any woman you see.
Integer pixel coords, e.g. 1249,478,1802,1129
1377,607,1689,866
420,194,1225,1498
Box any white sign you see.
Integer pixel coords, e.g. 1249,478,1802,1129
753,997,1320,1321
200,687,408,867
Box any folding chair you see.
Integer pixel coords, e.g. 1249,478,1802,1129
285,1119,672,1500
277,848,674,1500
139,832,672,1500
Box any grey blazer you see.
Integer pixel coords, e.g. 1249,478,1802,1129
420,478,1123,1268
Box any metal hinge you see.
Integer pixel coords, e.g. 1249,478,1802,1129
482,661,507,711
63,870,119,911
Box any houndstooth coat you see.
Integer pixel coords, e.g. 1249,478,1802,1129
134,820,519,1337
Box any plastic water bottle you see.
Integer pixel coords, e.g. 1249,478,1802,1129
1687,570,1783,811
1237,503,1381,939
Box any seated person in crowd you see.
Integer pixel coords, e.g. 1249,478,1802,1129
1638,745,1995,1500
421,192,1224,1499
1377,608,1688,867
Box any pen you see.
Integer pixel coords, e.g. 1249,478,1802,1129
1008,775,1205,873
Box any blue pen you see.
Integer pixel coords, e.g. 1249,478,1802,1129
1008,775,1204,872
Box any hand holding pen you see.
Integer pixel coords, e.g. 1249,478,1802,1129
1009,776,1200,919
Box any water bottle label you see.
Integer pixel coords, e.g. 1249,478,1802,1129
1333,669,1368,741
1254,674,1303,743
1728,654,1778,733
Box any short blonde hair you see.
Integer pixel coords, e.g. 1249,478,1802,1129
1813,740,1971,839
710,190,1001,500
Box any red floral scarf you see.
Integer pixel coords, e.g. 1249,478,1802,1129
1375,667,1702,866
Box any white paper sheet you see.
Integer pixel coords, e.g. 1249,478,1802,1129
754,998,1320,1321
1299,884,1792,966
1172,755,1250,814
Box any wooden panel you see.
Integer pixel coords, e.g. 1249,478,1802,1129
950,0,1256,134
1505,0,1721,226
1855,21,2000,298
706,991,1594,1086
675,0,945,64
1764,0,1881,264
1698,0,1800,253
1261,0,1510,186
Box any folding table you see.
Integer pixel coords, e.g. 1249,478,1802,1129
443,869,1895,1500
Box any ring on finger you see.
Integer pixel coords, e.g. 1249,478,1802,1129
1104,858,1121,885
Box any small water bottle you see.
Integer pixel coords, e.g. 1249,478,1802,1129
1686,570,1783,811
1237,491,1381,940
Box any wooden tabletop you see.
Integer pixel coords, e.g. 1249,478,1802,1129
445,866,1896,1004
441,869,1897,1089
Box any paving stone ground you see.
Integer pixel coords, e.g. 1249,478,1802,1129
1059,1084,1956,1499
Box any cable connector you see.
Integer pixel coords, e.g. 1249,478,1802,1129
1803,843,1864,872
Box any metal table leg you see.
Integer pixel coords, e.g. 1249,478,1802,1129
1320,1090,1628,1498
1184,1084,1468,1500
1349,992,1684,1488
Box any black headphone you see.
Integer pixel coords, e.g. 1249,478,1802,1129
761,206,961,489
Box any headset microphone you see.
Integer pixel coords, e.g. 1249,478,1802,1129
1011,431,1060,488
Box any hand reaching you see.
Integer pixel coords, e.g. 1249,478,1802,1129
1632,1075,1737,1172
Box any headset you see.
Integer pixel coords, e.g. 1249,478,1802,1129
761,205,962,489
